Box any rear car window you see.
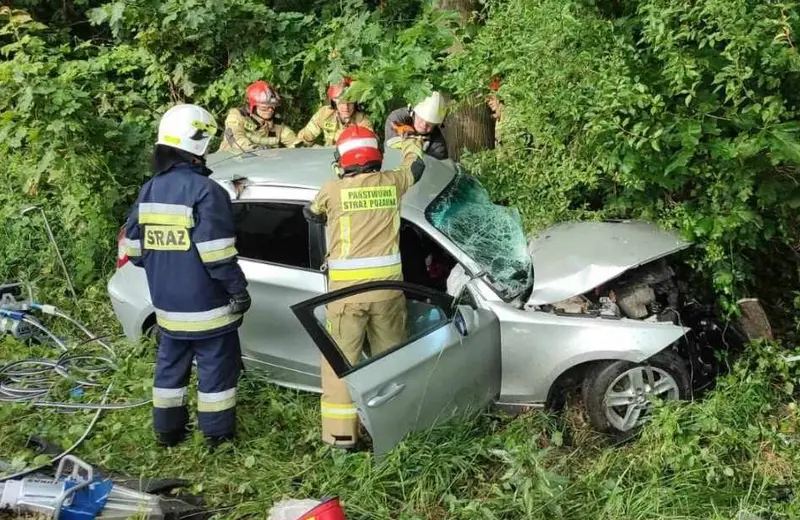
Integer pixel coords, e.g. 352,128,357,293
232,202,310,268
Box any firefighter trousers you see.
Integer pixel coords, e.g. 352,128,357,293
320,295,407,447
152,331,241,438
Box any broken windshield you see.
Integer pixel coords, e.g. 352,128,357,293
424,169,534,301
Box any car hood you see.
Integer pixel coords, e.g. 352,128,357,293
525,220,691,306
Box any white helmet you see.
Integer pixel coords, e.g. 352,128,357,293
412,91,447,125
156,103,218,157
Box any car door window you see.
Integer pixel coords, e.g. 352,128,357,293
295,281,466,376
291,280,502,455
232,201,311,269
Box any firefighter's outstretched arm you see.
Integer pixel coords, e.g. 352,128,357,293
295,108,325,146
400,137,427,184
123,193,144,267
303,184,329,224
194,184,248,297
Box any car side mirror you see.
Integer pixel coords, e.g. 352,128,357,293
453,305,477,337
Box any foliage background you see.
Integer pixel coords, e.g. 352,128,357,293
3,0,800,317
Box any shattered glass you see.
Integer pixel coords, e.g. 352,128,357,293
425,170,534,301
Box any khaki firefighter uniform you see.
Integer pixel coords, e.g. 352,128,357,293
296,107,373,147
217,107,297,152
307,138,425,447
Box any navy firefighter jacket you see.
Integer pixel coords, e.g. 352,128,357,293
123,162,248,340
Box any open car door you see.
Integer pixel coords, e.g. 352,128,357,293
290,280,501,455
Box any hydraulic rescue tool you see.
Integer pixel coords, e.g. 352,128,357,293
0,455,164,520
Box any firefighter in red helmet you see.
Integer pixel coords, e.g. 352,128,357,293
296,77,373,147
486,76,505,146
218,80,297,152
303,127,426,449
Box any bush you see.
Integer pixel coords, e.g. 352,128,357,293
451,0,800,310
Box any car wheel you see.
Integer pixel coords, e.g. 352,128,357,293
582,351,690,439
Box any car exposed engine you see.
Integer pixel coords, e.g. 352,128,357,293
535,258,743,393
541,259,683,323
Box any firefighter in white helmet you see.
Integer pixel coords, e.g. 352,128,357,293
123,103,251,448
384,91,448,160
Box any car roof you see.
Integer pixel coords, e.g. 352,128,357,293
207,145,457,213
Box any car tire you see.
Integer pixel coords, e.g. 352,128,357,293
582,350,691,440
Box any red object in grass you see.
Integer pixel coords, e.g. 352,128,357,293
297,497,347,520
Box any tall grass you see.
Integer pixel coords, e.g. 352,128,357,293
2,296,799,519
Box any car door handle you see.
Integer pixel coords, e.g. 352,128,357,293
367,382,406,408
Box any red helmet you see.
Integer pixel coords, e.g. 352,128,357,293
489,77,500,91
297,498,347,520
246,80,281,112
335,126,382,173
327,77,354,105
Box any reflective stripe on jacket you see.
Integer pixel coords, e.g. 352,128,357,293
296,107,373,147
123,162,248,339
307,139,425,303
217,107,298,153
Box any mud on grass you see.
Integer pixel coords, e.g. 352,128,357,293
2,317,800,519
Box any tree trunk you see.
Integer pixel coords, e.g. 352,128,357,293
443,96,495,162
437,0,495,162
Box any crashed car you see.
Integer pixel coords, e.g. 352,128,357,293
108,146,734,454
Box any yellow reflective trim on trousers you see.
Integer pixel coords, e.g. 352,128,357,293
328,263,402,282
321,401,357,419
199,246,238,263
156,313,240,333
339,215,351,258
197,397,236,412
152,396,185,408
139,213,194,228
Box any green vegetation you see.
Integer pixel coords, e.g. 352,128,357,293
2,0,800,518
3,313,800,519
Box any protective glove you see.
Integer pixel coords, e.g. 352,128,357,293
229,290,252,315
392,122,417,139
303,202,327,224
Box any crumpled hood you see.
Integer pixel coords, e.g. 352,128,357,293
525,220,691,306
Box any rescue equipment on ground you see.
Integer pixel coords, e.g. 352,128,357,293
268,497,347,520
0,455,162,520
0,454,216,520
0,281,148,410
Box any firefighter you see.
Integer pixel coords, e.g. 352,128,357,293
295,77,373,147
123,103,252,448
384,91,448,160
217,80,297,152
302,127,426,449
486,77,505,146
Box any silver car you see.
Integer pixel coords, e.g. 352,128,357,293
108,146,732,454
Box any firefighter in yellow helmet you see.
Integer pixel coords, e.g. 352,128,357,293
217,80,297,153
295,77,374,147
303,126,426,449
